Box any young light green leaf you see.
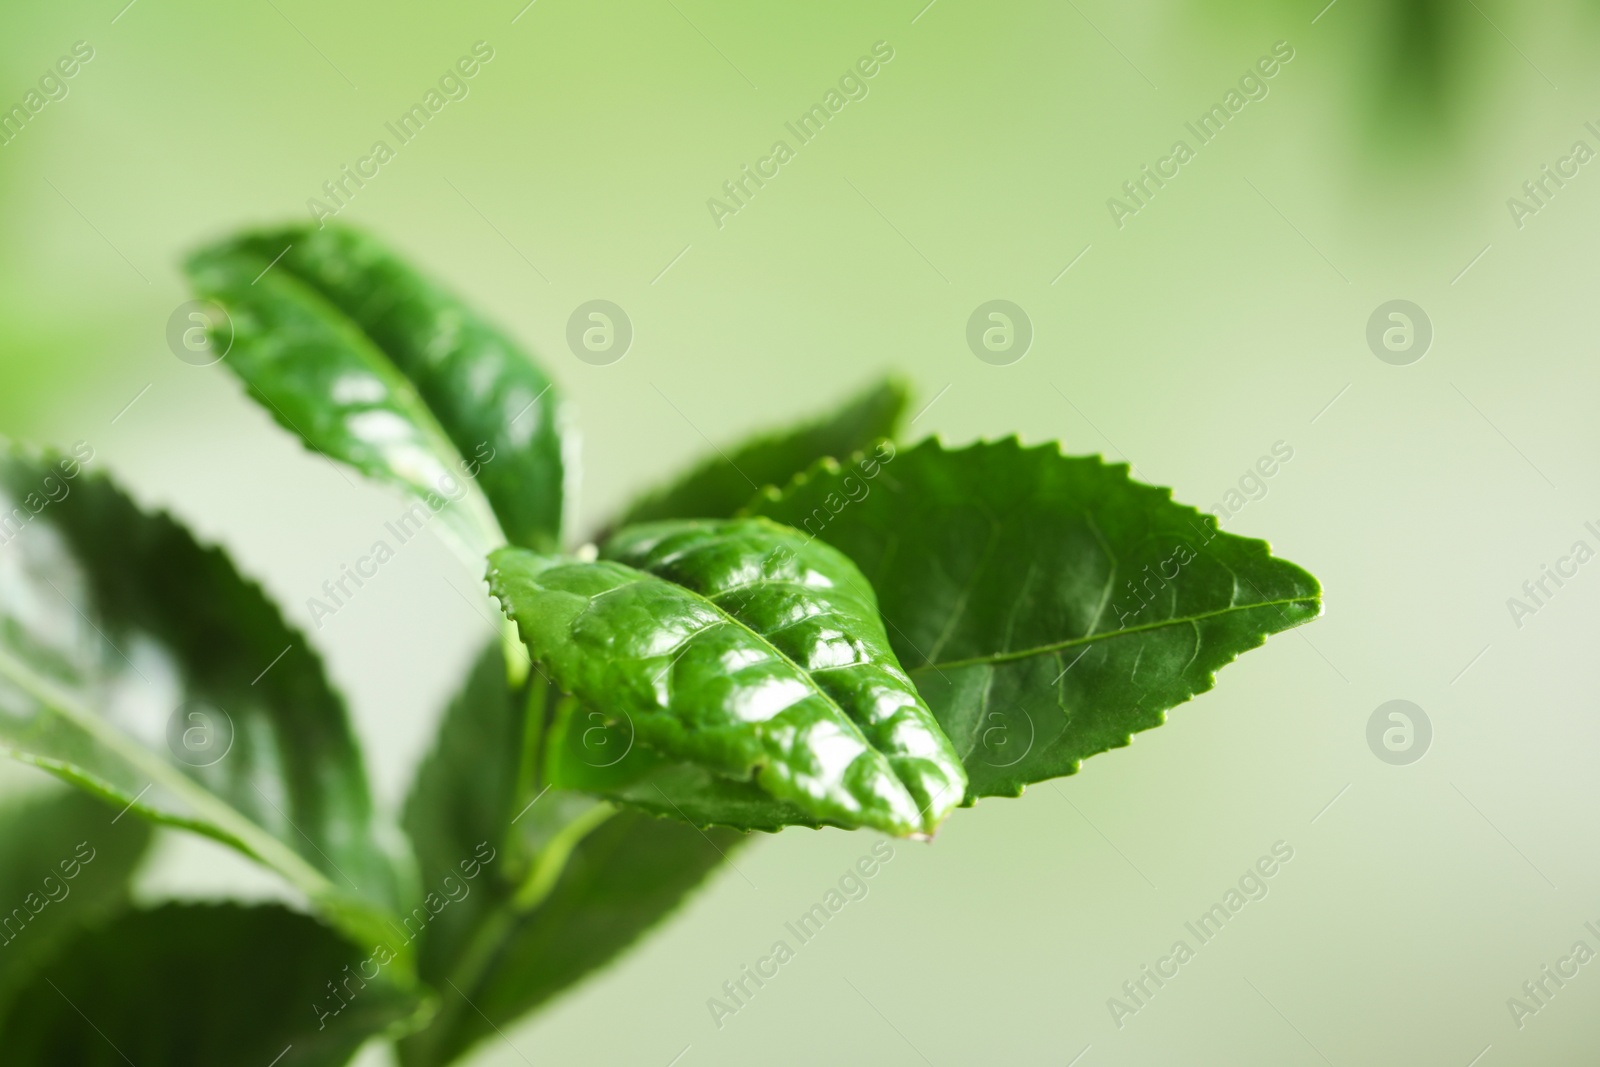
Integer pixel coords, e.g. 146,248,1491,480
399,810,740,1067
0,788,151,1016
0,904,420,1066
0,447,408,957
487,518,967,836
185,224,569,557
749,438,1322,799
610,376,908,528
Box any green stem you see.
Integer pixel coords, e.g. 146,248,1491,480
502,617,529,688
511,800,616,911
404,797,616,1066
510,670,549,815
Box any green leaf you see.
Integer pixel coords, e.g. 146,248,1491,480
400,640,529,924
0,788,151,1015
400,642,612,989
487,518,967,836
536,700,798,831
0,446,407,957
400,809,740,1067
538,685,846,833
0,903,419,1067
396,642,734,1067
185,224,569,557
748,438,1322,799
611,377,908,528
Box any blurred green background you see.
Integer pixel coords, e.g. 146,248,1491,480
4,0,1600,1063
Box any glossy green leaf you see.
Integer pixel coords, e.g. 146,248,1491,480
0,447,407,956
0,903,419,1066
537,681,842,833
0,788,151,1015
541,731,818,834
185,224,569,557
487,518,967,836
397,642,735,1067
749,438,1322,799
400,809,740,1067
612,377,908,528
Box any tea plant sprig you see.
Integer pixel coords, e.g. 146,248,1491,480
0,225,1320,1066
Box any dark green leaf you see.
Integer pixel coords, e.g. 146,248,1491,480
541,717,816,833
401,640,529,953
487,518,966,836
185,224,569,556
0,788,151,1015
397,642,734,1067
749,438,1322,799
399,810,739,1067
400,641,611,989
0,446,406,956
0,903,419,1067
611,377,908,528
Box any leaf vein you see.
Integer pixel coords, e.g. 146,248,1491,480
908,596,1318,673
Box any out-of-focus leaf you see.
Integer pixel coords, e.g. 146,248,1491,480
399,642,610,989
400,641,529,987
185,224,569,557
487,518,966,836
400,809,739,1067
396,642,734,1067
0,903,419,1067
0,788,151,1014
0,446,407,957
750,438,1322,799
611,377,908,529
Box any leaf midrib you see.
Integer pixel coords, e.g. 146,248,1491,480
609,564,879,752
908,596,1320,673
560,554,939,827
0,646,345,906
240,249,508,555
